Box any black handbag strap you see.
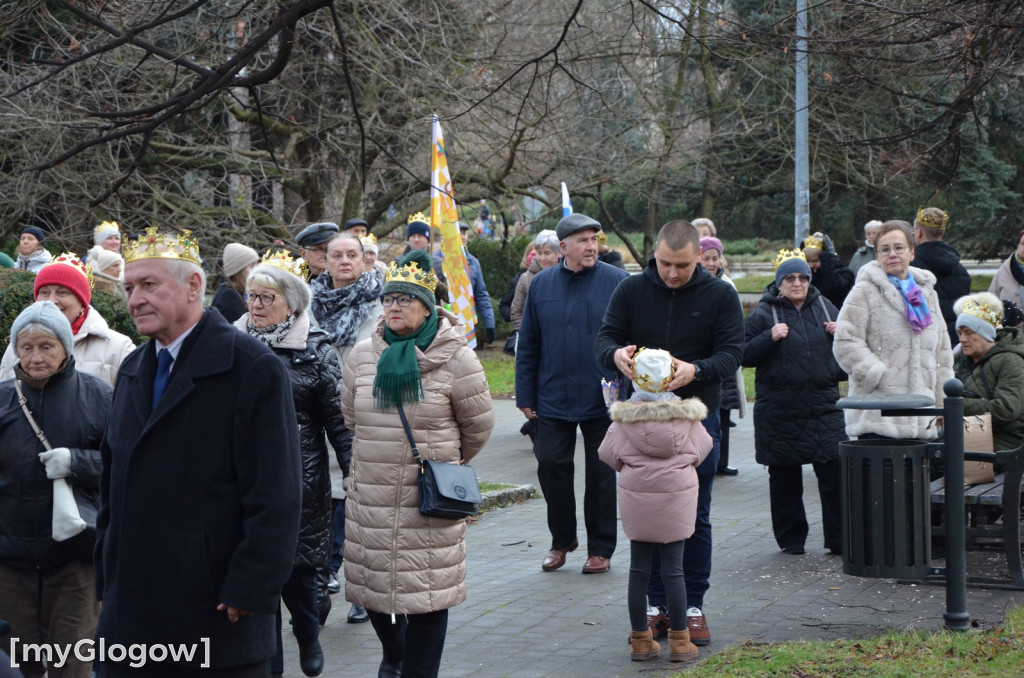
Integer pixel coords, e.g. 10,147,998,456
396,404,465,467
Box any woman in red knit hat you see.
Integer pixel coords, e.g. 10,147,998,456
0,254,135,386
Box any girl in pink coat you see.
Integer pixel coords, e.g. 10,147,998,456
598,349,713,663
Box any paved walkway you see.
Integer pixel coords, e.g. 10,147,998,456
294,399,1023,677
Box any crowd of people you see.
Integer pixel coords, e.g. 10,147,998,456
1,204,1022,675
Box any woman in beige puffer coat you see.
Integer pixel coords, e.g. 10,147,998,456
341,250,494,677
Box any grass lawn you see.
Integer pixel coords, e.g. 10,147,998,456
677,605,1024,676
478,347,516,398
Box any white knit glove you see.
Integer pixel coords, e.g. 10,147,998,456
39,447,72,479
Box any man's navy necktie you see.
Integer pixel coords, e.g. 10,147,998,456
152,348,173,409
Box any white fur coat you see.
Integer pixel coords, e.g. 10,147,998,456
834,261,954,439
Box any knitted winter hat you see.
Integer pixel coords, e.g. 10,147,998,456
89,247,123,275
93,220,120,246
21,226,45,243
383,250,437,309
222,243,259,278
11,301,74,358
699,237,723,254
35,254,92,308
772,249,812,287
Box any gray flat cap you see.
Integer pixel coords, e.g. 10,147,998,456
555,213,601,241
296,222,339,247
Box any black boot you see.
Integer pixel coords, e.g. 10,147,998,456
299,639,324,677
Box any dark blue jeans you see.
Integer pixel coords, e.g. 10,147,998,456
648,408,720,612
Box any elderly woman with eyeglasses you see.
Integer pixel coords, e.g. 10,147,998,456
742,250,845,555
342,250,494,678
234,251,351,678
834,220,954,440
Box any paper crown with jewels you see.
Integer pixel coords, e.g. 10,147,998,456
123,226,200,265
360,234,378,246
631,348,674,393
915,207,949,230
259,248,308,280
407,212,430,226
94,220,120,239
772,248,807,271
44,252,94,288
960,297,1002,328
802,233,825,250
385,254,437,293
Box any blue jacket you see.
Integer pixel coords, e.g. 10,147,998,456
516,260,628,421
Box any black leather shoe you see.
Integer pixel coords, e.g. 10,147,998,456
347,603,369,623
378,659,402,678
717,466,739,476
327,570,341,594
298,639,324,677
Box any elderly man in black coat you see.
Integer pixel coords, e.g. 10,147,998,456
95,228,302,677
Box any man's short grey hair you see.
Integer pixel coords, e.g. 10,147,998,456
532,229,559,252
246,264,311,313
864,220,883,234
691,218,716,236
163,259,207,292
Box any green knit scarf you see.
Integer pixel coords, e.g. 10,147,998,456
373,307,439,410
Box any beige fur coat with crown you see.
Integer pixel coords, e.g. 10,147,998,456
833,261,954,439
598,397,712,543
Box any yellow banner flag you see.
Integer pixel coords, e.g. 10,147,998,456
430,115,477,348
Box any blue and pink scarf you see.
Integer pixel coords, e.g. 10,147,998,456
889,274,933,334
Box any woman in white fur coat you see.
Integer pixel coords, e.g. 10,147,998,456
833,220,954,439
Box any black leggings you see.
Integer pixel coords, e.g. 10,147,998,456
629,540,686,631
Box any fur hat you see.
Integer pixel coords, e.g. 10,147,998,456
11,300,74,358
222,243,259,279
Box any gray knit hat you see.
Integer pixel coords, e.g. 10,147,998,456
222,243,259,278
10,301,74,358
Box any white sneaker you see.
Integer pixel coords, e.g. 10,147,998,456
686,606,702,617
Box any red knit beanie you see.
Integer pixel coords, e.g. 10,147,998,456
34,255,92,308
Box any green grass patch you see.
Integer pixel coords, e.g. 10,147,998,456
678,605,1024,676
479,347,516,398
479,481,515,493
971,273,992,291
733,274,774,294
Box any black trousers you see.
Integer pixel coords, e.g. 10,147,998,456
272,565,320,674
718,409,732,469
534,416,617,557
768,461,842,551
367,609,448,678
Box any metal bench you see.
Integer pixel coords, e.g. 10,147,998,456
928,443,1024,589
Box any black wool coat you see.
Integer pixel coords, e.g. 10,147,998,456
95,309,302,669
742,285,847,466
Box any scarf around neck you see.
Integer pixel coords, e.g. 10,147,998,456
310,271,382,348
247,312,297,348
888,273,933,334
1012,254,1024,287
372,308,439,410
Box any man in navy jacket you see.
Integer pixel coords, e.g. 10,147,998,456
516,214,628,575
594,220,744,647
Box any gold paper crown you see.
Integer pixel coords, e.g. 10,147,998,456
915,207,948,230
630,347,673,393
772,248,807,271
360,234,378,246
45,252,94,288
385,258,437,293
259,248,308,280
94,220,120,237
123,227,200,265
596,230,608,245
803,233,825,250
407,212,430,226
960,298,1001,328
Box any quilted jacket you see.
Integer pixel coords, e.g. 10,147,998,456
341,308,494,615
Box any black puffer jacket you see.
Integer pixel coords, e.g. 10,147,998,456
0,357,113,568
269,322,351,571
742,284,846,466
811,250,855,310
911,240,971,346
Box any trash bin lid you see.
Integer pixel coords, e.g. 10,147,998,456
836,394,934,410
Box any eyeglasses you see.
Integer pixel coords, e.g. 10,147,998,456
877,243,909,256
245,292,277,307
381,294,415,308
781,274,810,284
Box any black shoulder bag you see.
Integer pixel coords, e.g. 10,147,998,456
397,404,482,519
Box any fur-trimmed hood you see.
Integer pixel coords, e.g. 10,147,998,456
609,396,707,423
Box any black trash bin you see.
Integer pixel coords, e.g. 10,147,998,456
839,439,931,579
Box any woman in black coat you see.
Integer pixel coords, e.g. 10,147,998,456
234,252,350,678
742,250,845,556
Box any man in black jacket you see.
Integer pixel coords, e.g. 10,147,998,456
594,220,744,648
910,207,971,346
95,228,303,677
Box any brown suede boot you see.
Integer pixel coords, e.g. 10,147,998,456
630,628,661,661
668,628,699,662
